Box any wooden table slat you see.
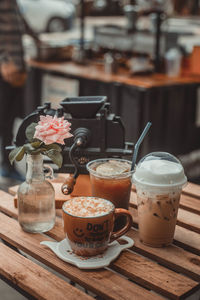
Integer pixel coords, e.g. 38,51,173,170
47,215,200,299
173,226,200,256
45,213,200,297
183,182,200,199
49,215,200,283
1,187,200,299
0,212,199,300
111,250,199,300
1,190,200,264
1,190,200,257
0,212,163,300
127,230,200,282
0,242,93,300
179,194,200,215
177,208,200,234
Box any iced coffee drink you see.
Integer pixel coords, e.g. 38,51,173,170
133,152,187,247
86,158,133,230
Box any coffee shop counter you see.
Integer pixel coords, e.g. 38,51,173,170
0,175,199,299
26,59,200,158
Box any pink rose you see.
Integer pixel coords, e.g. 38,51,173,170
34,115,73,145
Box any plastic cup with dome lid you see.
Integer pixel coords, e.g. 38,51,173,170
133,152,187,248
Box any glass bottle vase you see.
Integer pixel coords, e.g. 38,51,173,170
17,153,55,233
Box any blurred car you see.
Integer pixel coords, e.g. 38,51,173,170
17,0,76,32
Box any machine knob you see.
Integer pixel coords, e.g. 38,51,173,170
61,175,76,195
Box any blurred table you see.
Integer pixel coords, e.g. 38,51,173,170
0,177,199,299
27,59,200,158
28,59,200,88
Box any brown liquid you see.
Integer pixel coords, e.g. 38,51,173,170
137,191,180,247
63,211,114,256
90,174,132,230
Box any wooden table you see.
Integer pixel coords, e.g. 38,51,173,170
28,60,200,89
0,180,200,300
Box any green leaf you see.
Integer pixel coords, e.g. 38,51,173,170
9,146,25,165
43,143,62,152
45,149,63,168
25,122,37,141
31,140,42,148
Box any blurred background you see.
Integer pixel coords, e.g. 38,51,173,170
2,0,200,188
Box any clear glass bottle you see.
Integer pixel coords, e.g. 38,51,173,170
17,154,55,233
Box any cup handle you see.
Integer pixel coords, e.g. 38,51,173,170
110,208,133,243
43,164,54,180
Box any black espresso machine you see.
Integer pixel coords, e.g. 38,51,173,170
13,96,134,194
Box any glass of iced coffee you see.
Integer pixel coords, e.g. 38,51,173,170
86,158,133,230
133,152,187,247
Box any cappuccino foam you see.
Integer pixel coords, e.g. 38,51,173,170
63,197,114,217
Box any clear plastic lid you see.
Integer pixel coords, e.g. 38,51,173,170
133,152,187,187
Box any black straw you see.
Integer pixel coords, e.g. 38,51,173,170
131,122,152,171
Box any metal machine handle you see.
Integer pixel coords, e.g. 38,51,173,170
61,128,91,195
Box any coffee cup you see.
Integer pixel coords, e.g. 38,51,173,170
62,196,133,256
133,152,187,247
86,158,133,230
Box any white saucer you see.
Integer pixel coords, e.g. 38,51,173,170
40,236,134,269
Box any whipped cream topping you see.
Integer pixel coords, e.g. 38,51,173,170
133,159,187,187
